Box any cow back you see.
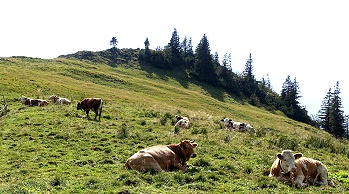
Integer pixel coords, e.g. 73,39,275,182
79,98,102,110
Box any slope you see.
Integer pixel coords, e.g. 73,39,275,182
0,56,348,193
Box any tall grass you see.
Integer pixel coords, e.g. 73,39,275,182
0,57,348,193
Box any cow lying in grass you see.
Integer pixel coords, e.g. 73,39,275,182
174,115,190,129
269,150,332,187
125,140,198,172
221,118,255,132
48,95,71,105
20,96,48,107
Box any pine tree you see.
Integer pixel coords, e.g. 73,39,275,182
318,88,332,132
222,53,232,71
191,34,217,84
329,81,345,137
242,53,254,82
166,28,181,68
214,52,220,66
144,37,151,64
169,28,181,58
240,53,257,97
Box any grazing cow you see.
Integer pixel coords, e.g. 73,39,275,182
221,118,255,132
174,115,190,129
269,150,331,187
20,96,48,107
48,95,71,105
77,98,103,120
125,140,198,172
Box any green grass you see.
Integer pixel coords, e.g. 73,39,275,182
0,57,348,193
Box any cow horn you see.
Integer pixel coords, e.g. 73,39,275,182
190,140,195,143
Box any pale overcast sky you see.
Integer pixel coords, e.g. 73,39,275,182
1,0,348,117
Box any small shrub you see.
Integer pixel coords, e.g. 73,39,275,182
117,123,128,138
159,117,167,125
274,135,299,150
193,158,210,167
85,178,98,189
51,175,65,187
139,120,146,126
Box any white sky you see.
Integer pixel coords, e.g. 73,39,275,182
1,0,348,117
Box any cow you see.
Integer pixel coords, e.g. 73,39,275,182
125,140,198,172
20,96,48,107
269,150,331,187
174,115,190,129
48,95,71,105
221,118,255,132
77,98,103,120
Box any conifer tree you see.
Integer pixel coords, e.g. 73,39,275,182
214,52,220,66
329,81,345,137
191,34,217,84
169,28,181,58
318,88,332,132
144,37,151,64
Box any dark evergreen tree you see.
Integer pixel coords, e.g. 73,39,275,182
143,37,151,64
181,36,188,57
110,37,118,61
280,75,311,124
318,88,332,132
214,52,220,66
222,53,232,71
191,34,217,84
242,53,255,82
110,37,118,48
329,81,345,137
240,53,257,97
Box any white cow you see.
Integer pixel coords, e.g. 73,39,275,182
174,115,190,129
48,95,71,105
221,118,255,132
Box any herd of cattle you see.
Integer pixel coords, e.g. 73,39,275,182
20,95,334,187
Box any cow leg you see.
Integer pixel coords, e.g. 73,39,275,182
98,108,102,120
293,174,308,187
85,110,90,119
315,165,328,185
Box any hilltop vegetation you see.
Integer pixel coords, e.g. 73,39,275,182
0,56,348,193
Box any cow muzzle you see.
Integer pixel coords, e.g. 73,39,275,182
191,153,197,158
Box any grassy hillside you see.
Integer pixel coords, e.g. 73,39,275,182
0,56,348,193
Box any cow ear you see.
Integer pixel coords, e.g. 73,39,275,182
277,153,283,160
192,143,198,148
294,153,303,159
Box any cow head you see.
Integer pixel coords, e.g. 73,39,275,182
20,96,27,103
277,150,303,174
175,115,184,122
221,118,233,125
179,140,198,162
77,102,82,110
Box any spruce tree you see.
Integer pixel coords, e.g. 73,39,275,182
191,34,217,84
318,88,332,132
144,38,151,64
329,81,345,137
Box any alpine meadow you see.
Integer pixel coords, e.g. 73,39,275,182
1,53,349,193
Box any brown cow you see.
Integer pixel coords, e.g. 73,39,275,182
20,96,48,107
125,140,198,172
269,150,331,187
77,98,103,120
